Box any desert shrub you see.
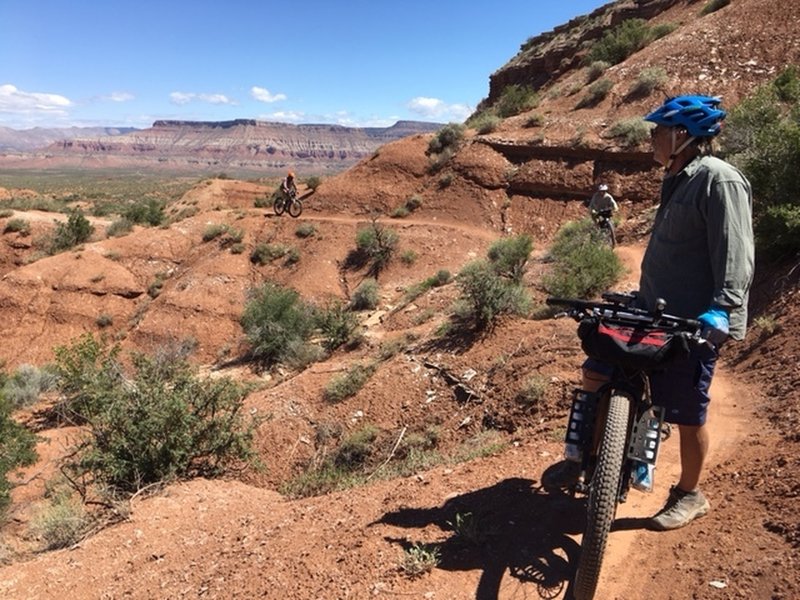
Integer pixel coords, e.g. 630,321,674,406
315,300,359,352
543,219,623,297
586,60,611,83
402,270,452,305
147,272,167,298
438,173,453,188
31,493,90,550
470,113,501,134
3,218,30,235
47,209,94,254
305,175,322,191
350,278,380,310
753,204,800,259
202,223,228,242
240,282,315,366
3,365,57,409
516,375,549,410
700,0,730,15
586,18,655,65
401,543,441,577
295,223,317,238
123,198,165,226
405,195,422,211
455,260,531,330
106,217,134,237
628,66,667,97
400,249,418,265
0,394,37,516
95,314,113,328
524,113,545,128
324,364,375,403
721,66,800,258
608,117,651,146
487,234,533,283
390,205,410,219
250,242,291,265
55,341,256,494
355,222,399,275
576,78,614,109
495,84,540,118
651,22,678,39
428,123,465,155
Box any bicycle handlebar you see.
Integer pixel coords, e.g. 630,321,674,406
546,295,701,333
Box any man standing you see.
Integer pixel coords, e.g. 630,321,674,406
635,95,754,529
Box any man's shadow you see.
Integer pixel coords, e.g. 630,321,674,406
373,475,587,600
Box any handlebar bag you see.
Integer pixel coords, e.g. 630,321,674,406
577,317,690,370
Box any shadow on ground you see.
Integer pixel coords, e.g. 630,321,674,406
375,476,586,600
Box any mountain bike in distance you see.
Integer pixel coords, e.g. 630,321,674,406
545,292,702,600
591,208,616,247
274,189,303,218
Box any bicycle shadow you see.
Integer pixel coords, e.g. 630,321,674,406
374,476,586,600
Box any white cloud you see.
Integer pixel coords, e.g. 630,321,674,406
261,110,305,123
169,92,236,105
106,91,135,102
0,84,72,116
407,96,471,122
251,86,287,103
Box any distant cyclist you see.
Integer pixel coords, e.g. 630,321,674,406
588,183,618,220
279,170,298,202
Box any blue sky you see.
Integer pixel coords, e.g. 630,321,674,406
0,0,610,130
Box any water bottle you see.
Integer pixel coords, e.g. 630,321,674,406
631,460,654,492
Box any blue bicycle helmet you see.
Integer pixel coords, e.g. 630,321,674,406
644,95,726,137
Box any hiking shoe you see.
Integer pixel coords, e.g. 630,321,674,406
649,486,710,531
541,460,581,491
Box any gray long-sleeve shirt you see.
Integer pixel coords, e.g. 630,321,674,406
639,155,755,340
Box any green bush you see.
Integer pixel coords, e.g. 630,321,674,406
350,278,380,310
47,209,94,254
586,18,655,65
31,493,89,550
0,394,38,516
428,123,466,155
240,282,315,366
324,364,375,403
487,234,533,283
123,198,165,226
495,84,540,118
524,114,545,128
628,67,667,97
721,67,800,258
57,343,256,494
586,61,611,83
3,364,58,409
468,112,501,134
608,117,651,147
305,175,322,191
455,260,531,330
543,219,624,297
3,218,30,235
295,223,317,238
250,242,291,265
315,300,359,352
576,78,614,109
355,223,399,274
400,249,418,265
700,0,730,15
106,217,134,238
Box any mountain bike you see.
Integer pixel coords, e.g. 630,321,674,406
591,208,616,248
545,292,703,600
274,189,303,218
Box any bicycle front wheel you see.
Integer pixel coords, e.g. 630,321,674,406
273,197,285,216
287,199,303,218
573,392,630,600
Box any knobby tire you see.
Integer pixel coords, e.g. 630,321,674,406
273,197,286,216
573,392,631,600
288,199,303,218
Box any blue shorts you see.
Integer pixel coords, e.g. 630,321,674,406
582,342,719,426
